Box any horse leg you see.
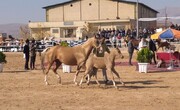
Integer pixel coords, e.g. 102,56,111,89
112,68,125,86
157,46,160,50
52,60,62,84
107,68,117,89
44,61,54,85
74,62,84,85
74,66,81,85
93,68,101,86
86,68,100,86
79,68,91,86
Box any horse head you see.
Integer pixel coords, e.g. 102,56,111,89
114,47,124,59
93,34,105,48
82,36,101,49
155,39,161,45
123,36,129,43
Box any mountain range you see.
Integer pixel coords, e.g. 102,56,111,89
0,23,26,38
0,7,180,38
157,7,180,25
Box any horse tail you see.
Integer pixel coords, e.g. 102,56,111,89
41,48,50,74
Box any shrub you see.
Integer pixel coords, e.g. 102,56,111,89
136,48,153,63
60,41,69,47
0,52,7,63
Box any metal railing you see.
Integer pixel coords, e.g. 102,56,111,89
0,46,24,52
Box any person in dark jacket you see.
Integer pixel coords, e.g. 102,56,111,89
23,39,30,70
128,36,135,66
149,38,157,64
93,38,110,57
93,33,110,84
30,39,36,70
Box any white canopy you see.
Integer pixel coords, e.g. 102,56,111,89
139,16,180,21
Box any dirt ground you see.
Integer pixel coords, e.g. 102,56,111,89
0,49,180,110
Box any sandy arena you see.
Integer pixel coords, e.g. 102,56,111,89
0,50,180,110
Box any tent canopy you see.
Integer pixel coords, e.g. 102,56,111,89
151,29,180,39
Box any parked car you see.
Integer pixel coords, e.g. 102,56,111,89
44,41,56,48
36,41,45,52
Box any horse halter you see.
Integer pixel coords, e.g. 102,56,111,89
95,37,104,49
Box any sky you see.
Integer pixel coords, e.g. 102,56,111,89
0,0,180,24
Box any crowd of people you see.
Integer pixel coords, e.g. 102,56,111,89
170,23,180,30
23,24,179,71
94,27,158,49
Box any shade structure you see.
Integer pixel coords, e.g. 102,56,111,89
151,29,180,39
151,30,165,39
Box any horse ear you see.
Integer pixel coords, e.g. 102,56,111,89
94,35,97,39
115,47,119,50
93,33,97,39
115,47,121,53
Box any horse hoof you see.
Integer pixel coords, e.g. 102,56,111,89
114,86,118,89
86,82,90,85
122,83,125,86
45,82,49,85
75,82,79,86
58,82,62,85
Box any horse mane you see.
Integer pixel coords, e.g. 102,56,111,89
42,47,50,53
81,37,95,48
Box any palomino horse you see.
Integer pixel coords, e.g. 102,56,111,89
41,36,101,85
79,47,125,89
155,39,170,50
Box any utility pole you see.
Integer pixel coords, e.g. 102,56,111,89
136,0,139,38
165,7,168,28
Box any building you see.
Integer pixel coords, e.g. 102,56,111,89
29,0,158,40
0,33,7,42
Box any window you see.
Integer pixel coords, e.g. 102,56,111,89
65,29,74,38
62,28,76,38
52,29,59,33
70,4,73,7
89,3,92,6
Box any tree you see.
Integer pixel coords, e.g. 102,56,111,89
19,25,31,40
82,22,98,38
33,24,51,40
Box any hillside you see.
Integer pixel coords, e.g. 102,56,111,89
0,23,26,38
157,7,180,25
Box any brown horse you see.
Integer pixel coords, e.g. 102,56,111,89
124,36,140,49
41,36,100,85
155,39,170,50
79,47,125,89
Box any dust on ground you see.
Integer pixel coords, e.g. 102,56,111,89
0,50,180,110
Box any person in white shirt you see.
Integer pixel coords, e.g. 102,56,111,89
138,37,147,51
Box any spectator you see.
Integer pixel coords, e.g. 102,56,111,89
149,38,157,64
112,35,117,48
30,39,36,70
23,39,30,70
138,37,148,51
128,36,135,66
